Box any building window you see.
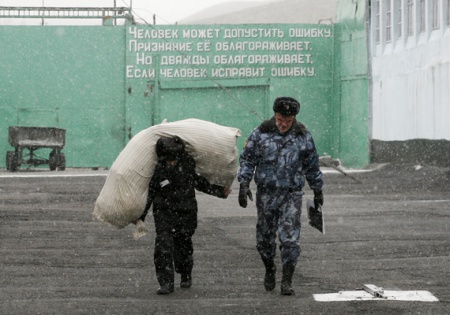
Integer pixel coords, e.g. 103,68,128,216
408,0,414,35
398,0,403,37
419,0,426,33
448,0,450,26
376,0,381,42
386,0,392,42
432,0,440,29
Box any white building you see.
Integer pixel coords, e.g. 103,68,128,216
369,0,450,165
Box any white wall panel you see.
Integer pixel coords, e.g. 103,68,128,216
370,0,450,142
372,34,450,140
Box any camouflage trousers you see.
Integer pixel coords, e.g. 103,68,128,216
255,189,303,267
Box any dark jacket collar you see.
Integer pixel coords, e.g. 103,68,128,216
258,117,307,136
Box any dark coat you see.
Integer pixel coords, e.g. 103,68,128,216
140,153,225,221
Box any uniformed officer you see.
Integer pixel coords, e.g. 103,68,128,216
237,97,324,295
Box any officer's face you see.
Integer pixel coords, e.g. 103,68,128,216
274,113,295,134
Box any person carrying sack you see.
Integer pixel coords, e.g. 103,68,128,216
139,136,231,295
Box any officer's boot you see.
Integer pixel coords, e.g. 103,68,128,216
280,265,295,295
262,259,276,291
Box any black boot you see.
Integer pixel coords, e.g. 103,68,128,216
180,274,192,288
157,283,174,295
155,264,174,295
263,260,276,291
280,265,295,295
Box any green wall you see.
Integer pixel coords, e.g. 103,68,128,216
1,17,370,169
125,24,335,160
0,26,126,168
334,0,370,167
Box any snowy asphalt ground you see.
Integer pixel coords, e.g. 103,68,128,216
1,164,449,314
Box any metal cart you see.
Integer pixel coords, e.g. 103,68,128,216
6,126,66,172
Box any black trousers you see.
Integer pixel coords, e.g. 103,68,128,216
153,205,197,286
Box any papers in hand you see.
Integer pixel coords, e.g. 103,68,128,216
307,198,325,234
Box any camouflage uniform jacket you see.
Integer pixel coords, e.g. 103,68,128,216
238,117,323,193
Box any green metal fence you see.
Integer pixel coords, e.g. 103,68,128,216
1,6,370,169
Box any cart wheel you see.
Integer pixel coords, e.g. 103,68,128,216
6,151,18,172
49,151,57,171
57,153,66,171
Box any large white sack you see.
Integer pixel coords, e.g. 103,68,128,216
93,118,241,229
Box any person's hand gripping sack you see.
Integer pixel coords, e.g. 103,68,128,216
238,183,253,208
314,191,324,210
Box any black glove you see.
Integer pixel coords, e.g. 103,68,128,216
238,183,253,208
314,191,324,210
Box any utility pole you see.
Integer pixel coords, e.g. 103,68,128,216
41,0,44,25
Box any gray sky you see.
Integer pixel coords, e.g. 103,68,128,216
0,0,274,24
